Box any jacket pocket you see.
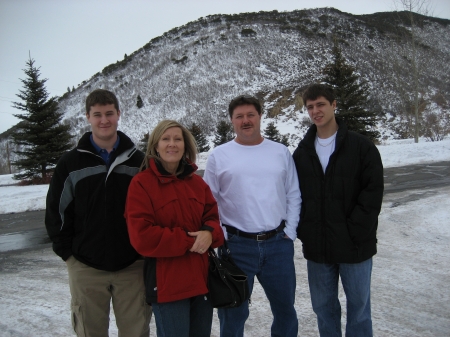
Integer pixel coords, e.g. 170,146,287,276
297,220,320,242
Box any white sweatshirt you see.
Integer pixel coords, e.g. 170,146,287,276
204,138,301,240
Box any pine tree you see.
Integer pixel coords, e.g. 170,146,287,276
136,95,144,109
213,120,234,147
322,39,379,141
11,56,73,183
280,134,290,147
189,122,210,153
264,122,281,142
264,122,289,147
139,132,149,153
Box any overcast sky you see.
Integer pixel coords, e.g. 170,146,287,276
1,0,449,134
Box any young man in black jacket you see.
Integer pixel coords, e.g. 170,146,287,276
293,84,383,337
45,89,152,337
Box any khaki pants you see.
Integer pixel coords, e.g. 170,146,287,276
66,256,152,337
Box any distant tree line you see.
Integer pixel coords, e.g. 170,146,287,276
138,118,291,159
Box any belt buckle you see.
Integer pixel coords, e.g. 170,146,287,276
256,233,265,241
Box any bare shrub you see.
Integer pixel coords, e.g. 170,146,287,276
422,109,450,142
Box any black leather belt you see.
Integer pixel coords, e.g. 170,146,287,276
223,220,285,241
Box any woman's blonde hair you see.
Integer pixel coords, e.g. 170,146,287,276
141,120,197,175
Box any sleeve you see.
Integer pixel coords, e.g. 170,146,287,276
284,150,302,241
203,152,220,201
124,175,196,258
45,155,74,261
202,183,224,248
347,143,384,244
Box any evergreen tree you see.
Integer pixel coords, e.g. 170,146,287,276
264,121,289,147
136,95,144,109
264,122,281,142
322,39,379,141
189,122,210,153
139,132,149,154
213,120,234,147
280,134,290,147
12,56,72,183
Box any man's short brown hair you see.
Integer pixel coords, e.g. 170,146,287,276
85,89,120,115
302,84,335,106
228,95,262,119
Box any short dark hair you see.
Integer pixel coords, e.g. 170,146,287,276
302,84,335,106
85,89,120,114
228,95,262,119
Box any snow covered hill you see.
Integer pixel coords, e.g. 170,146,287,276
52,8,450,145
1,8,449,173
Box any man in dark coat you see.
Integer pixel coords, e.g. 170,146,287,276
46,89,152,337
293,84,384,337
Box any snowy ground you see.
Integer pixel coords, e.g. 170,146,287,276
0,138,450,336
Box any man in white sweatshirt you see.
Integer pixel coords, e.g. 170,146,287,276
204,95,301,337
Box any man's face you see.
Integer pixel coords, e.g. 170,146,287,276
306,96,336,130
231,104,262,145
86,104,120,144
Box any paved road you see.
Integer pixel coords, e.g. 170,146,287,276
0,211,49,253
382,161,450,193
0,161,449,253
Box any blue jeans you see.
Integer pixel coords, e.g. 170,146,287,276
151,295,213,337
218,231,298,337
307,258,373,337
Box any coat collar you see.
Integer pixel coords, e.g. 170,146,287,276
77,131,135,154
149,157,197,183
302,118,348,151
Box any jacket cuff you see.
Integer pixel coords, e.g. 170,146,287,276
200,224,214,232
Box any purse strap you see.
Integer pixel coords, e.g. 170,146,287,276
208,240,232,259
218,239,230,256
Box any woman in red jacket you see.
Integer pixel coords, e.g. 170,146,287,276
125,120,224,337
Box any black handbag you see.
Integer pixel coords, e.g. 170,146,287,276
207,242,249,308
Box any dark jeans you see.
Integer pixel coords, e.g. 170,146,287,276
218,231,298,337
151,295,213,337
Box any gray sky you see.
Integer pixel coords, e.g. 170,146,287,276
1,0,449,133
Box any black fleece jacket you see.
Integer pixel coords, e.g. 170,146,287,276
293,120,384,264
45,131,145,271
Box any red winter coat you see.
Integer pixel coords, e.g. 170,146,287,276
125,158,224,303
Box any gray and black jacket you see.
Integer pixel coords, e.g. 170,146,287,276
293,119,384,264
45,131,145,272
